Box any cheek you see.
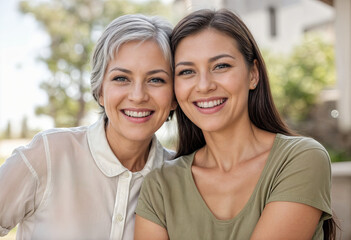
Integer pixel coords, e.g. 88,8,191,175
101,88,123,108
152,87,175,110
174,83,191,113
164,91,177,109
174,80,187,101
222,72,249,92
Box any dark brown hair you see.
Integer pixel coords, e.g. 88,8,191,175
171,8,336,239
172,9,291,158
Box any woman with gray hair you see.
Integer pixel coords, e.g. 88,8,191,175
0,14,176,240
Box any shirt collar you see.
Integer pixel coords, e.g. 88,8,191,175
87,117,164,177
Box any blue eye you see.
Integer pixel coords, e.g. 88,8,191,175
178,69,194,76
112,76,128,82
214,63,231,70
149,78,165,83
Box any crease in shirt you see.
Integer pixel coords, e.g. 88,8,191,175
17,150,39,220
18,151,39,183
36,134,52,210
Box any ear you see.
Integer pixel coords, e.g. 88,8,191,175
98,93,104,107
249,59,259,90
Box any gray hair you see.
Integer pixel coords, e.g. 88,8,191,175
90,14,173,118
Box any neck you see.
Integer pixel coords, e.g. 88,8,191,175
197,122,275,172
106,126,153,172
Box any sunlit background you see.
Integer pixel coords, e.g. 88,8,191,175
1,0,350,239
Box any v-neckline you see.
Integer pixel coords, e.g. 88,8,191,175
185,133,281,224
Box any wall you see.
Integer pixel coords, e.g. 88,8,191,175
331,162,351,240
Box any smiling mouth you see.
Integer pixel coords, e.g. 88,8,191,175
123,110,153,118
194,99,227,108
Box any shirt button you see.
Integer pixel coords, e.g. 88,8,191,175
115,214,124,222
121,171,130,178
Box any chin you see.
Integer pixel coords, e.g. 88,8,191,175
124,130,155,142
195,122,225,133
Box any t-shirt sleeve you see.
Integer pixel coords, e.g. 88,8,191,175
267,146,332,220
135,170,167,229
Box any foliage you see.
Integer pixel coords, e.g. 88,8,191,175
5,121,12,139
328,148,351,163
264,34,336,122
19,0,172,127
20,116,29,138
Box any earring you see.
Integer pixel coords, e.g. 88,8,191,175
253,83,257,88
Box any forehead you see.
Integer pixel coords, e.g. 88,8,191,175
108,40,167,65
103,39,171,77
113,40,161,57
175,28,239,60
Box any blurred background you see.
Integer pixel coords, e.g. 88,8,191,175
0,0,350,239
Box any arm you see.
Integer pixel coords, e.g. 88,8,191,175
0,135,45,236
0,151,37,236
250,140,332,240
135,169,170,240
250,201,322,240
134,215,169,240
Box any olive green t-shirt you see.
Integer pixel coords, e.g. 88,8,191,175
136,134,332,239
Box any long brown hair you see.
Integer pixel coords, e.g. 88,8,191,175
171,9,336,239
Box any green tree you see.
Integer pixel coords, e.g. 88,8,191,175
19,0,172,127
265,34,336,122
5,121,12,139
20,116,29,138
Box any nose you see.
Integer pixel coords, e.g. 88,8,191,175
128,82,149,103
195,72,216,93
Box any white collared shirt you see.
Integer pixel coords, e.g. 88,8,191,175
0,117,172,240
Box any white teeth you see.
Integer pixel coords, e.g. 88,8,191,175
124,110,151,118
197,99,225,108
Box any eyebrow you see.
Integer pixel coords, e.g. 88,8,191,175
109,67,131,74
175,61,194,68
209,54,235,62
147,69,170,76
175,54,235,68
109,67,170,76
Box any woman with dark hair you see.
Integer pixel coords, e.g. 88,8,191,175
135,9,335,240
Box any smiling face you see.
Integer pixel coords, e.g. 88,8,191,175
174,28,258,133
99,40,176,143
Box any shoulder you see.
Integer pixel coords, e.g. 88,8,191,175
9,125,89,170
144,152,194,185
276,134,327,151
271,134,331,174
11,125,89,162
266,135,332,217
139,152,195,216
40,125,88,139
275,134,329,160
33,126,89,151
15,126,88,151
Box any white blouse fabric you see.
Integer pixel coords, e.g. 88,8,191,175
0,117,172,240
